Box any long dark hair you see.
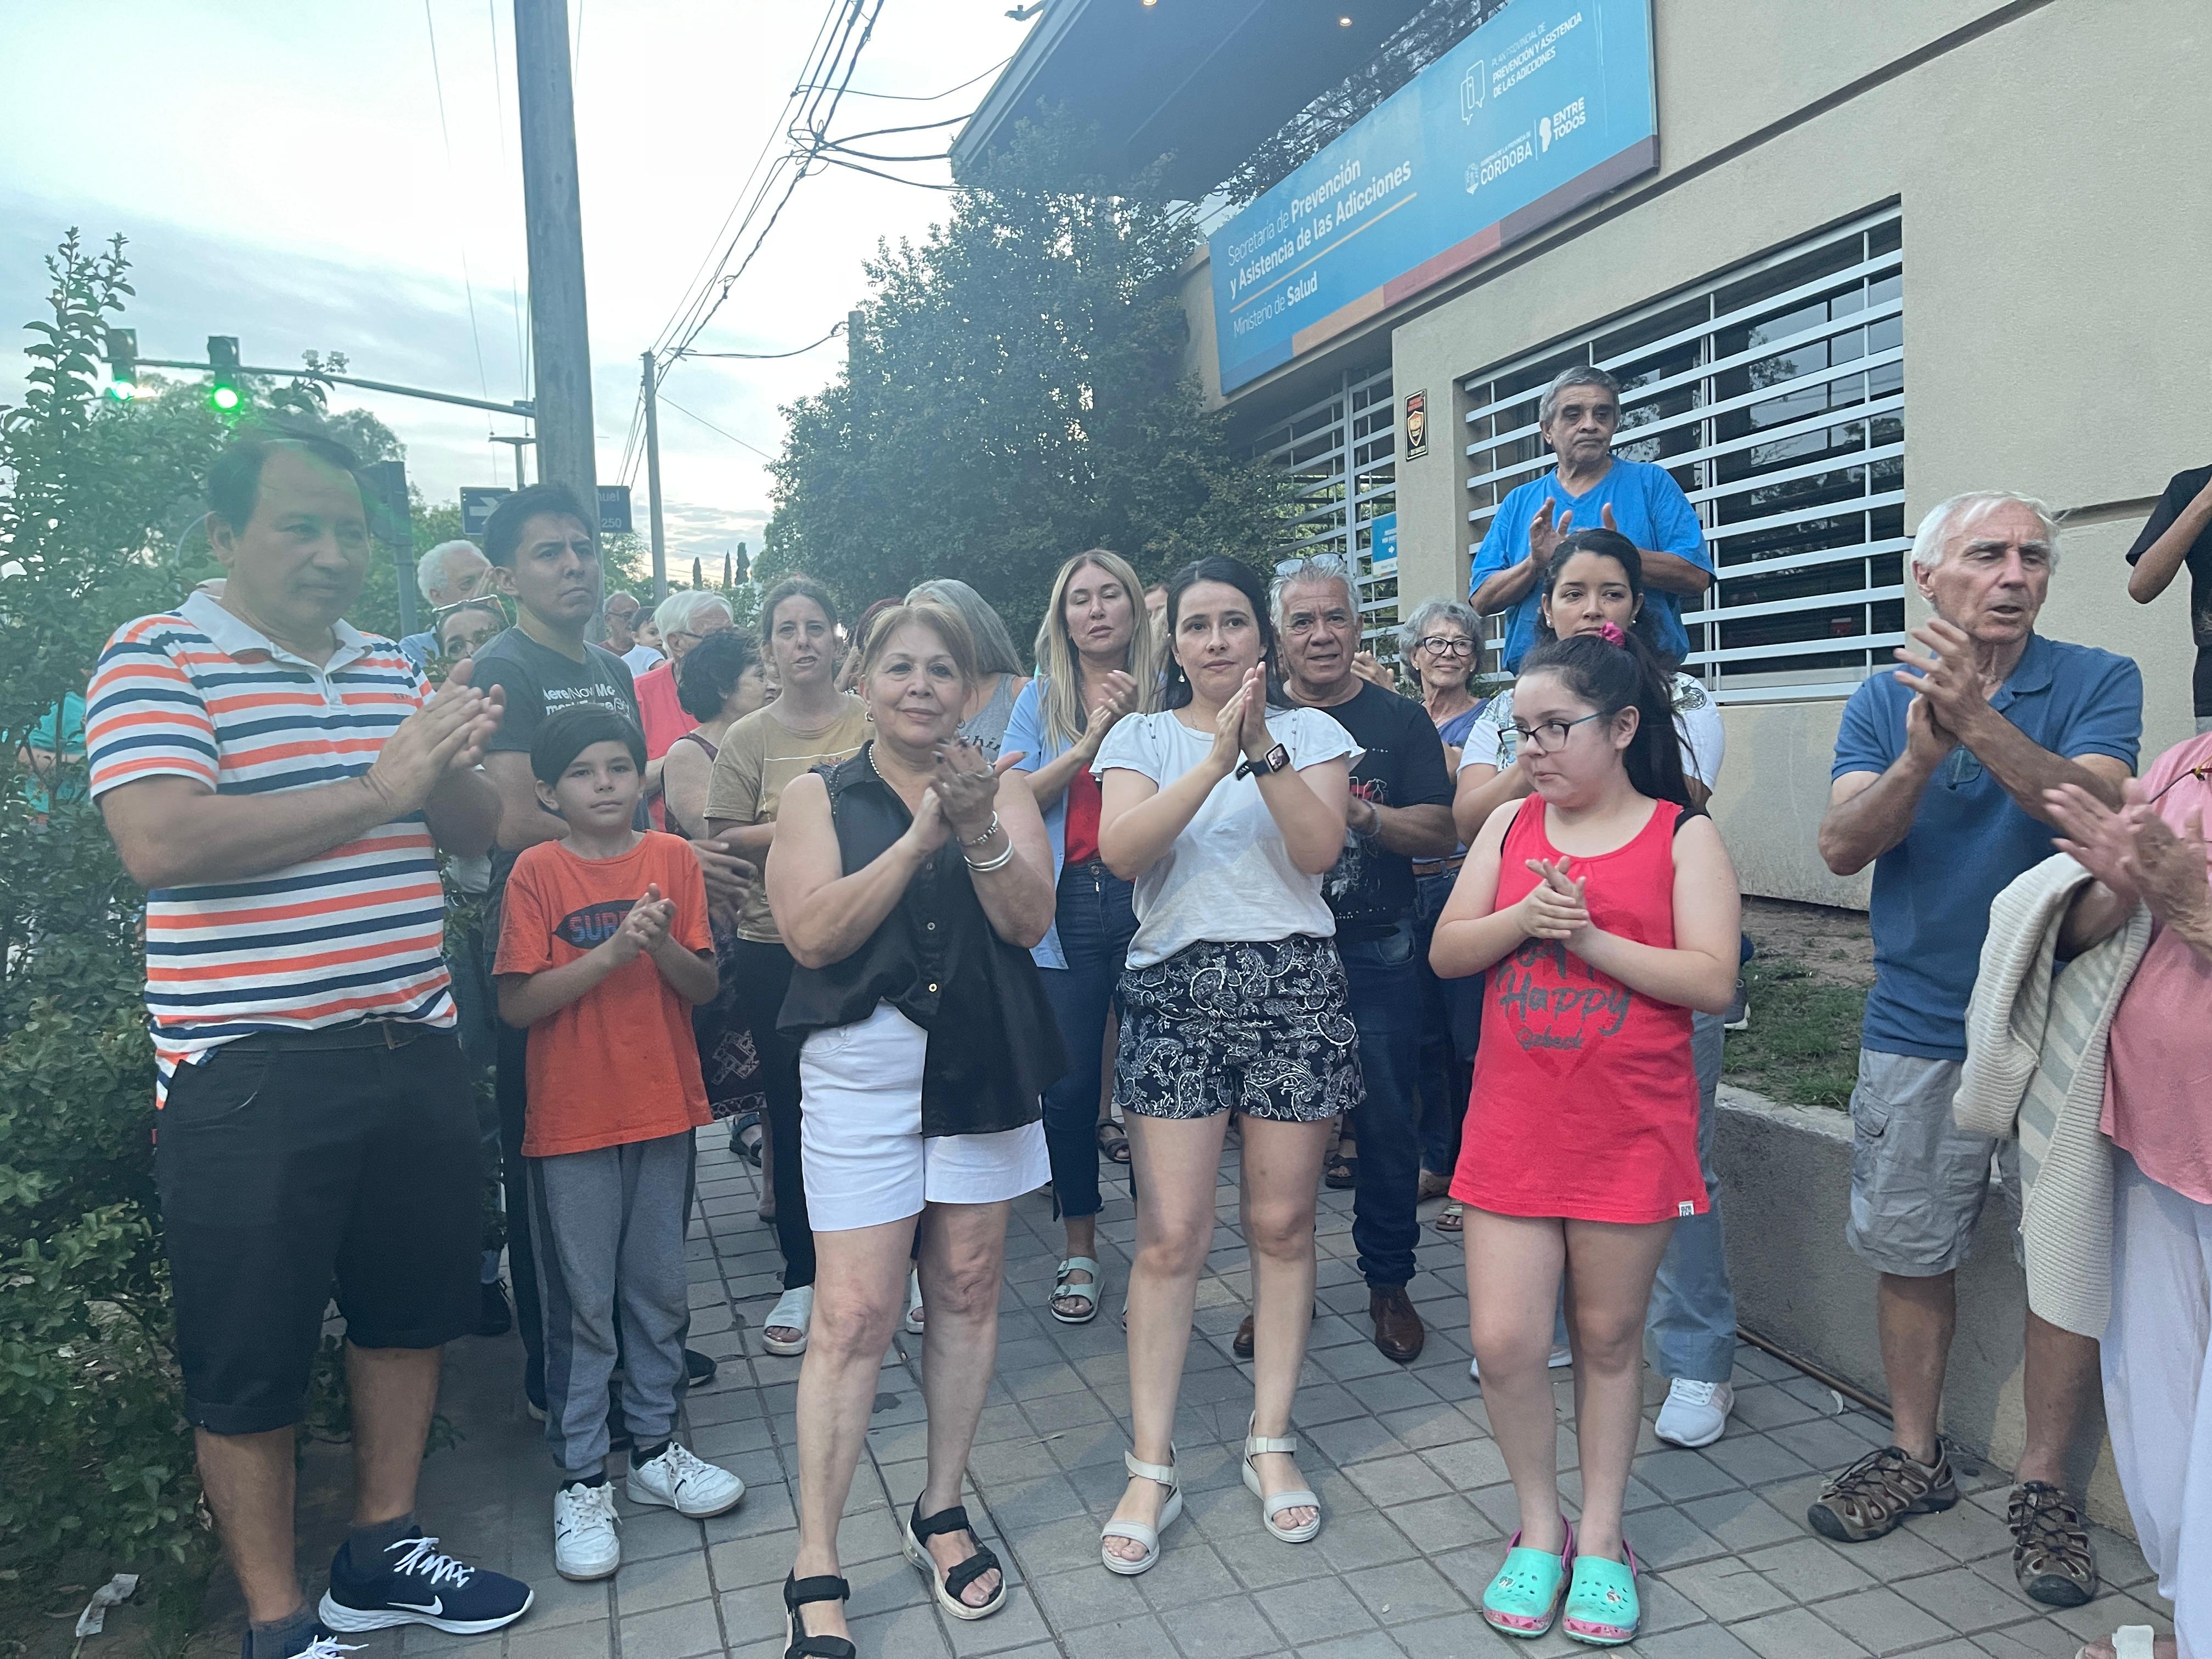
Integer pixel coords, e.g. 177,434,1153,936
1159,555,1288,711
1516,631,1691,807
1534,528,1676,669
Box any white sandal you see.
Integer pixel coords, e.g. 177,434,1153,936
1099,1449,1182,1575
760,1285,813,1356
1243,1416,1321,1543
1051,1257,1102,1325
904,1268,925,1335
2078,1629,2158,1659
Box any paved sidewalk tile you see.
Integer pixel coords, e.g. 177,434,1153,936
244,1129,2171,1657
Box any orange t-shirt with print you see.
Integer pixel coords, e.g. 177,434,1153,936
495,831,714,1156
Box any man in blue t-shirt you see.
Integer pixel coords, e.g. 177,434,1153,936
1468,365,1711,668
1809,490,2140,1607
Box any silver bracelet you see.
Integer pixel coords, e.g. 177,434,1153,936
963,840,1017,873
959,811,1002,847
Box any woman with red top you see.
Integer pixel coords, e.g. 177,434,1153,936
1431,628,1740,1645
1003,549,1162,1324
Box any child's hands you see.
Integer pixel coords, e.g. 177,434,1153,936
1515,856,1589,940
607,884,674,963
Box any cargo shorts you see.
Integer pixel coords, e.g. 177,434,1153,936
1843,1048,2022,1278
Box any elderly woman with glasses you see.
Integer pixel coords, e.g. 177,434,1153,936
1397,599,1490,1230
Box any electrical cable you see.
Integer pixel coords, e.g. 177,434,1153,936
486,0,530,402
656,394,780,461
791,53,1009,101
424,0,492,401
676,323,845,360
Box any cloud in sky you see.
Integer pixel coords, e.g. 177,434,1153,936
0,1,1028,569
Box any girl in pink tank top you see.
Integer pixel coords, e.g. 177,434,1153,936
1431,628,1741,1642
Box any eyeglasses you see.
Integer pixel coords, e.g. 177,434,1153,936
1510,712,1605,753
1415,635,1474,657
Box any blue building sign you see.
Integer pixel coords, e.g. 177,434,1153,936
1370,513,1398,578
1208,0,1657,393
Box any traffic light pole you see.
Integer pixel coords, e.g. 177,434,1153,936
130,358,533,420
641,351,668,602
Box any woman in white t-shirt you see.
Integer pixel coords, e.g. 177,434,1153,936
1093,555,1359,1575
1453,529,1724,846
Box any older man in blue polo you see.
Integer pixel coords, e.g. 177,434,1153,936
1812,490,2141,1607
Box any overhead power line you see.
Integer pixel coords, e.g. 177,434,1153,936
657,393,779,462
424,0,492,400
676,323,846,360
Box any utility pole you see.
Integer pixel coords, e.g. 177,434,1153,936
641,351,668,601
514,0,597,519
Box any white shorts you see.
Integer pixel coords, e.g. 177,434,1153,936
799,1002,1049,1232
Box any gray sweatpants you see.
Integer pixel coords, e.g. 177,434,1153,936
526,1130,695,1478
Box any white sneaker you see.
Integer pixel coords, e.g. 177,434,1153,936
904,1268,926,1335
761,1285,814,1356
1469,1345,1573,1381
627,1441,746,1519
1655,1379,1735,1448
552,1481,620,1581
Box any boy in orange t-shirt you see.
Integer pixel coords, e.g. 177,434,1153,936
494,707,745,1582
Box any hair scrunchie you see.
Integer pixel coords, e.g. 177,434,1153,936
1595,620,1628,648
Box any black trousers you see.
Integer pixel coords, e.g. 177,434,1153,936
728,938,815,1290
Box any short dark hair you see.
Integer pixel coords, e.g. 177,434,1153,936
485,483,595,568
676,629,760,720
531,705,646,785
206,431,362,531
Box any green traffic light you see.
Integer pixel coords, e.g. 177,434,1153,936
211,386,241,411
106,382,137,402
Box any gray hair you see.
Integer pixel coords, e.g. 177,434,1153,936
905,578,1023,676
652,589,733,637
1396,597,1481,657
1910,490,2062,572
414,538,486,602
1272,556,1356,625
1538,364,1622,425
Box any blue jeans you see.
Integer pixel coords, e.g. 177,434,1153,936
1644,1009,1736,1382
1412,872,1477,1176
1340,919,1422,1290
1037,860,1137,1223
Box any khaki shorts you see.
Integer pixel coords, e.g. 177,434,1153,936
1844,1048,2022,1278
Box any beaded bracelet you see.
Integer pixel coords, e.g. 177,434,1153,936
959,812,1002,847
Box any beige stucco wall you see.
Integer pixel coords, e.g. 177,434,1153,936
1183,0,2212,902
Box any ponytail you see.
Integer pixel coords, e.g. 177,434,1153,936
1516,628,1691,806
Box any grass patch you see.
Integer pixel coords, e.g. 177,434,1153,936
1721,954,1864,1110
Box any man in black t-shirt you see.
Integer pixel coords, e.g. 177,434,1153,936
1277,562,1455,1363
2126,462,2212,731
471,486,752,1414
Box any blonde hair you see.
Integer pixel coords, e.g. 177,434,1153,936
859,601,978,689
1031,549,1162,749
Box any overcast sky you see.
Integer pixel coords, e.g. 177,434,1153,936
0,2,1029,565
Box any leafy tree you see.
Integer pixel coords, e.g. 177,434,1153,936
763,117,1297,656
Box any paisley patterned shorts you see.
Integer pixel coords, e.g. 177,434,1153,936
1115,935,1364,1122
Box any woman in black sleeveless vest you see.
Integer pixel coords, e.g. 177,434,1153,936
764,601,1063,1658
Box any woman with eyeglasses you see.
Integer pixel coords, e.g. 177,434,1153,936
1430,622,1741,1645
1398,600,1490,1235
435,599,508,675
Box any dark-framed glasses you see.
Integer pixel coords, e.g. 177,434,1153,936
1510,712,1605,754
1416,635,1475,657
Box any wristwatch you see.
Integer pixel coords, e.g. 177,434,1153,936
1235,743,1291,781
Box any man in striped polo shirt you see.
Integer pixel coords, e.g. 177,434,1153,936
88,434,534,1658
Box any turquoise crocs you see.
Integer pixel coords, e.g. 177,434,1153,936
1480,1523,1574,1638
1562,1542,1640,1645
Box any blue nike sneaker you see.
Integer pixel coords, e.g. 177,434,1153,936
317,1531,533,1635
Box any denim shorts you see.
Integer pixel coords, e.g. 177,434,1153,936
1115,935,1363,1122
1843,1048,2021,1278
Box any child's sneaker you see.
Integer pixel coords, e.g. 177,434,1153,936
627,1442,746,1519
553,1482,622,1581
318,1532,533,1633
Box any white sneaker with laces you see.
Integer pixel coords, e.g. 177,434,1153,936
552,1481,620,1581
1655,1378,1735,1448
627,1441,746,1519
1469,1345,1572,1381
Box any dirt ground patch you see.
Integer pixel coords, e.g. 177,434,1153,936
1724,896,1873,1110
